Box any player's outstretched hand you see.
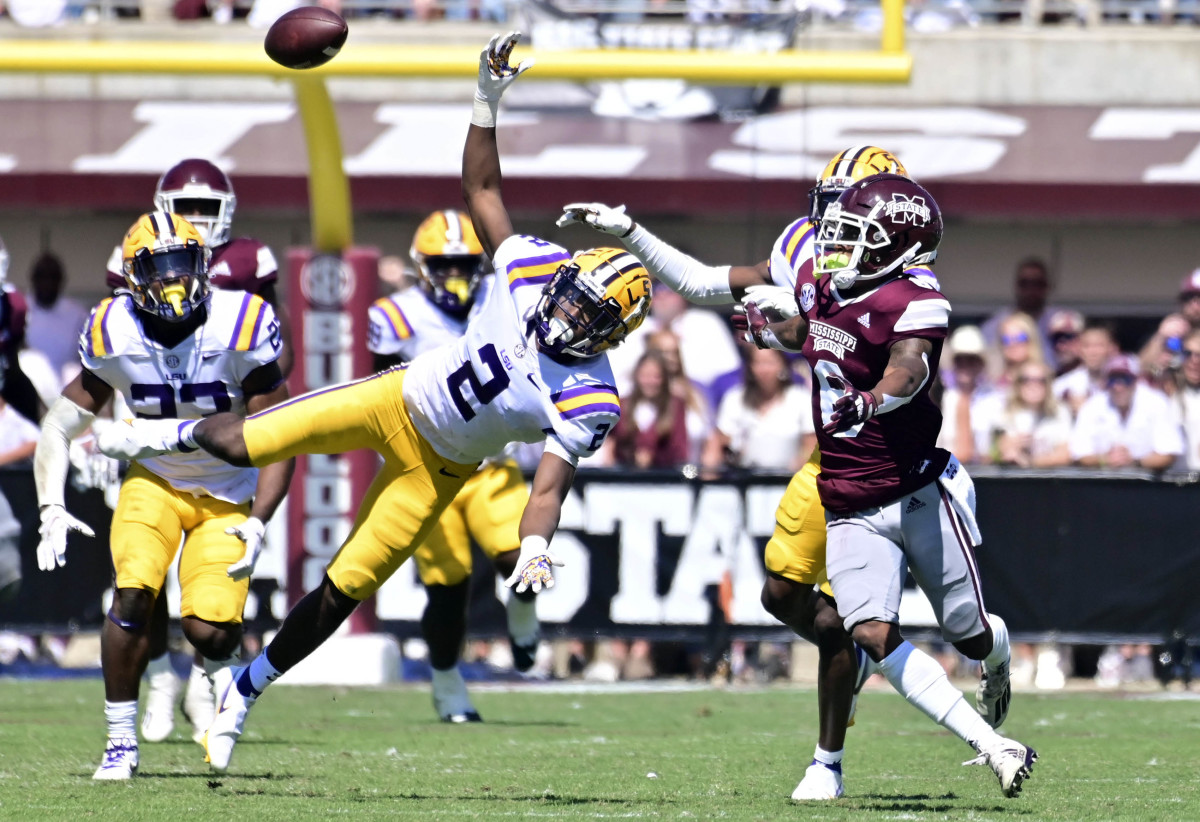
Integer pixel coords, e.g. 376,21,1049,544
742,284,800,319
97,418,189,461
37,504,95,571
824,375,878,434
505,535,564,594
225,517,267,581
557,203,634,237
477,31,534,104
731,300,771,347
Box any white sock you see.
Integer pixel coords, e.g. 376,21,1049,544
236,651,281,699
877,640,1003,752
984,614,1010,669
202,654,238,683
813,746,843,770
144,653,173,678
105,699,138,740
431,665,464,689
506,595,539,646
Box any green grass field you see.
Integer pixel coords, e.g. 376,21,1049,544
1,678,1198,821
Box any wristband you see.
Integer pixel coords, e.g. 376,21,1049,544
471,95,498,128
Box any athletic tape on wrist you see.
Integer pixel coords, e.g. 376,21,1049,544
471,96,498,128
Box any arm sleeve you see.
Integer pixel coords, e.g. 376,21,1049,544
621,223,733,305
35,395,95,508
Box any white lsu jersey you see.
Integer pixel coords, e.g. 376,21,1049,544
367,277,494,361
79,289,282,504
402,235,620,466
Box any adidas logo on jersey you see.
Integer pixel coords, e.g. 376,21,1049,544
857,313,871,328
904,496,926,514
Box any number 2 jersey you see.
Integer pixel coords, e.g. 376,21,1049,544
79,289,282,504
798,272,951,515
401,235,620,466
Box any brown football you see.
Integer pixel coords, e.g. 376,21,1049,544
264,7,348,71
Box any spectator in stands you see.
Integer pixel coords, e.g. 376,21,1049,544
644,328,711,464
1140,270,1200,387
982,257,1062,364
0,396,38,466
991,311,1046,389
606,350,691,469
1167,328,1200,470
936,324,991,464
1069,355,1183,470
610,282,741,412
988,362,1072,468
24,252,87,389
1046,309,1084,377
701,346,814,476
1053,322,1120,417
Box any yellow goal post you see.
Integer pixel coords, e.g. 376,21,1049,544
0,1,908,250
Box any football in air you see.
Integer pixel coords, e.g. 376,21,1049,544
264,7,348,70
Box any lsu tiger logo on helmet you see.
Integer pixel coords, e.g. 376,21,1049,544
121,211,210,323
535,247,651,358
809,146,908,228
411,209,488,317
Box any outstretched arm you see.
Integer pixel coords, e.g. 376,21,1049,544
558,202,774,303
824,338,933,435
462,32,533,259
505,449,575,594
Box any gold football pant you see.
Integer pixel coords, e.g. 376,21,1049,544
242,369,478,600
415,459,528,588
764,457,833,595
110,463,250,624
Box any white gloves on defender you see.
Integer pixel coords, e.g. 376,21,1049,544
504,535,564,594
557,203,634,238
741,284,800,319
225,517,267,581
37,504,95,571
97,418,189,461
473,31,534,127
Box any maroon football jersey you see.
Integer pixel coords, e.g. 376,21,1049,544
797,273,952,514
105,237,277,295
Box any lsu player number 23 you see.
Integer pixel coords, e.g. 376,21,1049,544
34,212,294,780
97,31,651,776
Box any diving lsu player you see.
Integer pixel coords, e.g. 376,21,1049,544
368,209,540,723
97,32,650,775
35,213,293,779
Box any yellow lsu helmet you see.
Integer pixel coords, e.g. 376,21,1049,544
121,211,210,323
809,146,908,226
535,247,651,358
411,209,488,316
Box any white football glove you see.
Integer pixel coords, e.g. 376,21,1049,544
557,203,634,237
97,418,191,461
225,517,267,581
476,31,534,104
37,504,95,571
742,284,800,320
504,535,564,594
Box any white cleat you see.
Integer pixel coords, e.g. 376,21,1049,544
791,761,844,801
93,737,139,780
141,667,181,743
977,659,1012,729
183,667,218,746
204,667,254,773
96,418,188,461
431,667,482,724
964,738,1038,798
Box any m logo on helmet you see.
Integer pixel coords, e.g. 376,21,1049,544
884,194,931,226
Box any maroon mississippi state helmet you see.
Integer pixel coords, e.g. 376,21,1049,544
815,173,943,291
154,159,237,247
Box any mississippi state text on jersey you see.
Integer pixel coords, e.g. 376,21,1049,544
402,235,620,465
80,289,282,503
800,273,951,514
